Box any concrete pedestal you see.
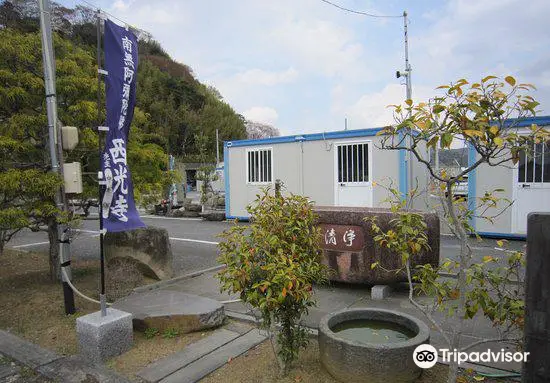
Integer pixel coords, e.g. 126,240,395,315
76,308,133,364
371,285,392,300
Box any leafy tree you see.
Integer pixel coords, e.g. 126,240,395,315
0,28,94,279
0,1,246,277
217,186,329,374
376,75,549,383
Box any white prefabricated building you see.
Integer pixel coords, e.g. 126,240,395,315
467,116,550,238
224,116,550,239
223,127,427,220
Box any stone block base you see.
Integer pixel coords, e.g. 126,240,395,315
76,308,133,364
371,285,392,300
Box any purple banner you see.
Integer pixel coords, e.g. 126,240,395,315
101,19,145,232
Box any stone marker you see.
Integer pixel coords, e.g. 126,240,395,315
314,206,439,284
522,213,550,383
76,308,133,364
104,226,173,280
371,285,392,300
112,290,224,333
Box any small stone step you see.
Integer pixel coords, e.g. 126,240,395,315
137,329,241,382
112,290,225,333
159,329,267,383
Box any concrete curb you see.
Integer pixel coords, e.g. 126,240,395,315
132,264,226,294
0,330,130,382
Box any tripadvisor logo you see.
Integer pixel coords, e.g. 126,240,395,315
413,344,529,369
413,344,438,369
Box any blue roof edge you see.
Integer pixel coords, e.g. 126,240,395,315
224,127,385,148
224,115,550,149
495,115,550,128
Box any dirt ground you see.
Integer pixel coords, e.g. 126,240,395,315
107,330,213,380
0,250,520,383
201,340,519,383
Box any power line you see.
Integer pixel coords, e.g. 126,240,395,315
76,0,150,36
319,0,403,18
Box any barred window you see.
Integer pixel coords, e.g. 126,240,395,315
337,143,369,183
247,148,272,183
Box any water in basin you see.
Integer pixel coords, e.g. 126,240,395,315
332,319,415,344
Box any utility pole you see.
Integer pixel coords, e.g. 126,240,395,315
38,0,75,315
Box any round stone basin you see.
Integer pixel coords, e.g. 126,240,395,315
319,308,430,383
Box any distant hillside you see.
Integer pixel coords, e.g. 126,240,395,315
0,0,246,204
0,0,246,159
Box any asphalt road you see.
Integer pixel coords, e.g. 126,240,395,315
7,215,526,276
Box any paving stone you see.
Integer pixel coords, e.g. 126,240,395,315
112,290,225,333
138,329,241,382
224,321,254,335
37,355,131,383
0,331,60,369
159,329,267,383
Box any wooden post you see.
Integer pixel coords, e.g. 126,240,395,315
523,212,550,382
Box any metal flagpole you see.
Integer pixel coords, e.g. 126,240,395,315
38,0,75,315
96,10,107,317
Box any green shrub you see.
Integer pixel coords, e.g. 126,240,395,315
217,187,328,373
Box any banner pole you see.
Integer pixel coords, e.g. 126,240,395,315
96,10,107,317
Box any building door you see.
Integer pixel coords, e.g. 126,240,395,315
513,141,550,233
335,141,373,207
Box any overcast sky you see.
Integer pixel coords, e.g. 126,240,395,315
63,0,550,136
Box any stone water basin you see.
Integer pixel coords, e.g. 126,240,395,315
319,308,430,383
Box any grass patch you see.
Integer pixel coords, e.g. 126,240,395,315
0,249,154,356
0,250,104,355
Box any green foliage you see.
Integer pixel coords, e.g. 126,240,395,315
217,188,328,372
194,133,218,206
0,135,63,253
0,2,245,237
370,186,526,340
368,189,430,270
415,248,525,334
381,76,549,188
373,76,541,383
161,328,180,339
144,327,160,339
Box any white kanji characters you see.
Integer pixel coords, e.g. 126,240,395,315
121,36,132,53
325,228,337,245
109,138,127,164
103,152,111,168
121,98,128,116
122,83,130,100
123,66,134,84
118,115,126,130
124,52,135,69
343,229,356,247
111,194,128,222
113,164,128,194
